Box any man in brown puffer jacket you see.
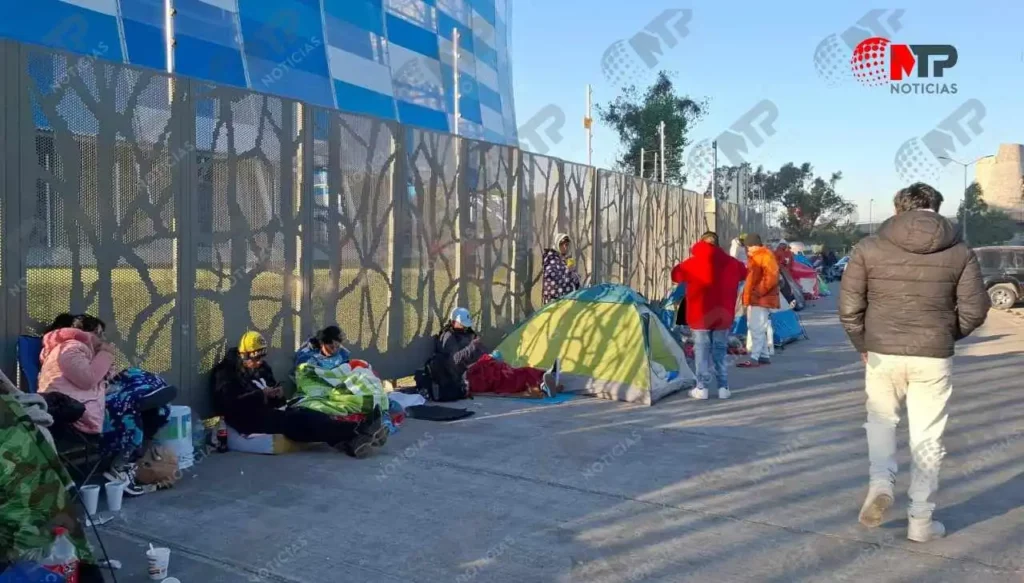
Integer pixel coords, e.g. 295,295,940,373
840,182,989,543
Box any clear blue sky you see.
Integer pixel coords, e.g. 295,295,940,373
511,0,1024,225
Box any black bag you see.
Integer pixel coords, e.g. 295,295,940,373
41,391,86,426
423,353,470,402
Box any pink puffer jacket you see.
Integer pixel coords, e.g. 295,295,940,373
38,328,116,434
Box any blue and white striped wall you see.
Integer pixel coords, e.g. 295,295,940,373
1,0,518,145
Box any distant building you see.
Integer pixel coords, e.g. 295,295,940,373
975,144,1024,223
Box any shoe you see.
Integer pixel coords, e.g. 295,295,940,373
718,388,731,400
362,407,389,448
105,463,147,497
858,486,894,528
907,516,946,542
541,373,555,398
758,357,771,365
340,434,376,459
340,408,389,458
736,360,761,368
689,387,709,400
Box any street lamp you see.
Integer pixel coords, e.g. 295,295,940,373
937,155,994,245
868,199,873,235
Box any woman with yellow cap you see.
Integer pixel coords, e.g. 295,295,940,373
211,331,386,458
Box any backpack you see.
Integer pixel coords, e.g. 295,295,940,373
415,327,471,402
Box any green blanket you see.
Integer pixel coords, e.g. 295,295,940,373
0,395,95,563
292,363,388,416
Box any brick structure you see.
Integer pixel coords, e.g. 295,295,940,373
975,144,1024,223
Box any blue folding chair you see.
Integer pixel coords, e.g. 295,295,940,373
16,334,43,393
17,334,104,484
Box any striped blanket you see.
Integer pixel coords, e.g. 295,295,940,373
292,362,388,417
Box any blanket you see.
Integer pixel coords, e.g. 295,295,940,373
292,362,389,417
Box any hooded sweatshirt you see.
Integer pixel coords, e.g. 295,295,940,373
671,241,748,330
37,328,116,434
839,209,989,358
542,233,581,304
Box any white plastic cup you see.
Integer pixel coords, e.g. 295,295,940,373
104,481,125,512
80,485,100,517
146,547,170,580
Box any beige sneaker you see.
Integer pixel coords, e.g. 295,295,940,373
907,516,946,542
858,487,894,528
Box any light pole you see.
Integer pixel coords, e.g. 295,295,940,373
938,155,994,246
868,199,873,235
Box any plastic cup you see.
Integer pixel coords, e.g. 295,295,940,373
105,480,125,512
146,547,170,580
80,485,100,517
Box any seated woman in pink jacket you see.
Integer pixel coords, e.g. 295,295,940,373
38,314,117,434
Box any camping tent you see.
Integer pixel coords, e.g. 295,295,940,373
0,394,98,571
731,287,807,350
789,261,819,298
495,283,696,405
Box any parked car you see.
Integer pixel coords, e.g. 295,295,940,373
975,246,1024,310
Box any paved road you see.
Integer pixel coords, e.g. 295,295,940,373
92,298,1024,582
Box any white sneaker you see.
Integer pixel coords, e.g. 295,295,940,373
689,387,709,400
907,516,946,542
718,388,731,400
858,486,894,528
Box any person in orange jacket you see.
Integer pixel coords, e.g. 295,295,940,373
739,233,780,367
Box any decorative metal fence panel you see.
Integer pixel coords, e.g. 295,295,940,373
1,41,761,412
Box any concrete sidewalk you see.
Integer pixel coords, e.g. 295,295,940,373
91,298,1024,582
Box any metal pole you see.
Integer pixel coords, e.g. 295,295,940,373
452,28,460,137
585,85,593,167
710,140,718,200
962,163,969,245
869,199,873,235
640,148,645,178
652,153,658,181
164,0,175,73
658,120,666,183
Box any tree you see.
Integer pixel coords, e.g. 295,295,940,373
765,164,856,241
958,182,1017,247
597,71,706,183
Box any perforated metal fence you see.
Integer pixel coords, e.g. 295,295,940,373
0,41,763,412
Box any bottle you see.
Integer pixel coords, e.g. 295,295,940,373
216,420,229,453
192,419,207,455
42,526,79,583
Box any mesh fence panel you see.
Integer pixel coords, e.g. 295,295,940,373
309,111,395,358
191,84,299,386
464,139,515,343
596,170,626,284
563,163,594,287
520,153,561,313
20,47,181,386
404,128,460,348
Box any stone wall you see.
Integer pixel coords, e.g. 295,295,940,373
975,144,1024,222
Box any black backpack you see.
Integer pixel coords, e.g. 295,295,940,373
414,327,471,402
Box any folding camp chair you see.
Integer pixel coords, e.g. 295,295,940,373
17,334,105,485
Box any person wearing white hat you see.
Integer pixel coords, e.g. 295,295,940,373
433,308,560,398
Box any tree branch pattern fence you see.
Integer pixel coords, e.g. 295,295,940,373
0,41,762,412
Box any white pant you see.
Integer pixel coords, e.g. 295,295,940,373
864,352,952,518
746,307,772,360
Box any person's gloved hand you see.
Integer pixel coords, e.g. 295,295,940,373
565,258,576,270
489,350,503,362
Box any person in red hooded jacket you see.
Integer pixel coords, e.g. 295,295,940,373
671,231,748,400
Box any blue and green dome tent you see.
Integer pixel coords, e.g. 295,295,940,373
495,284,696,405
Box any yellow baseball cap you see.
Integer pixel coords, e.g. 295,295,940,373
239,331,267,355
